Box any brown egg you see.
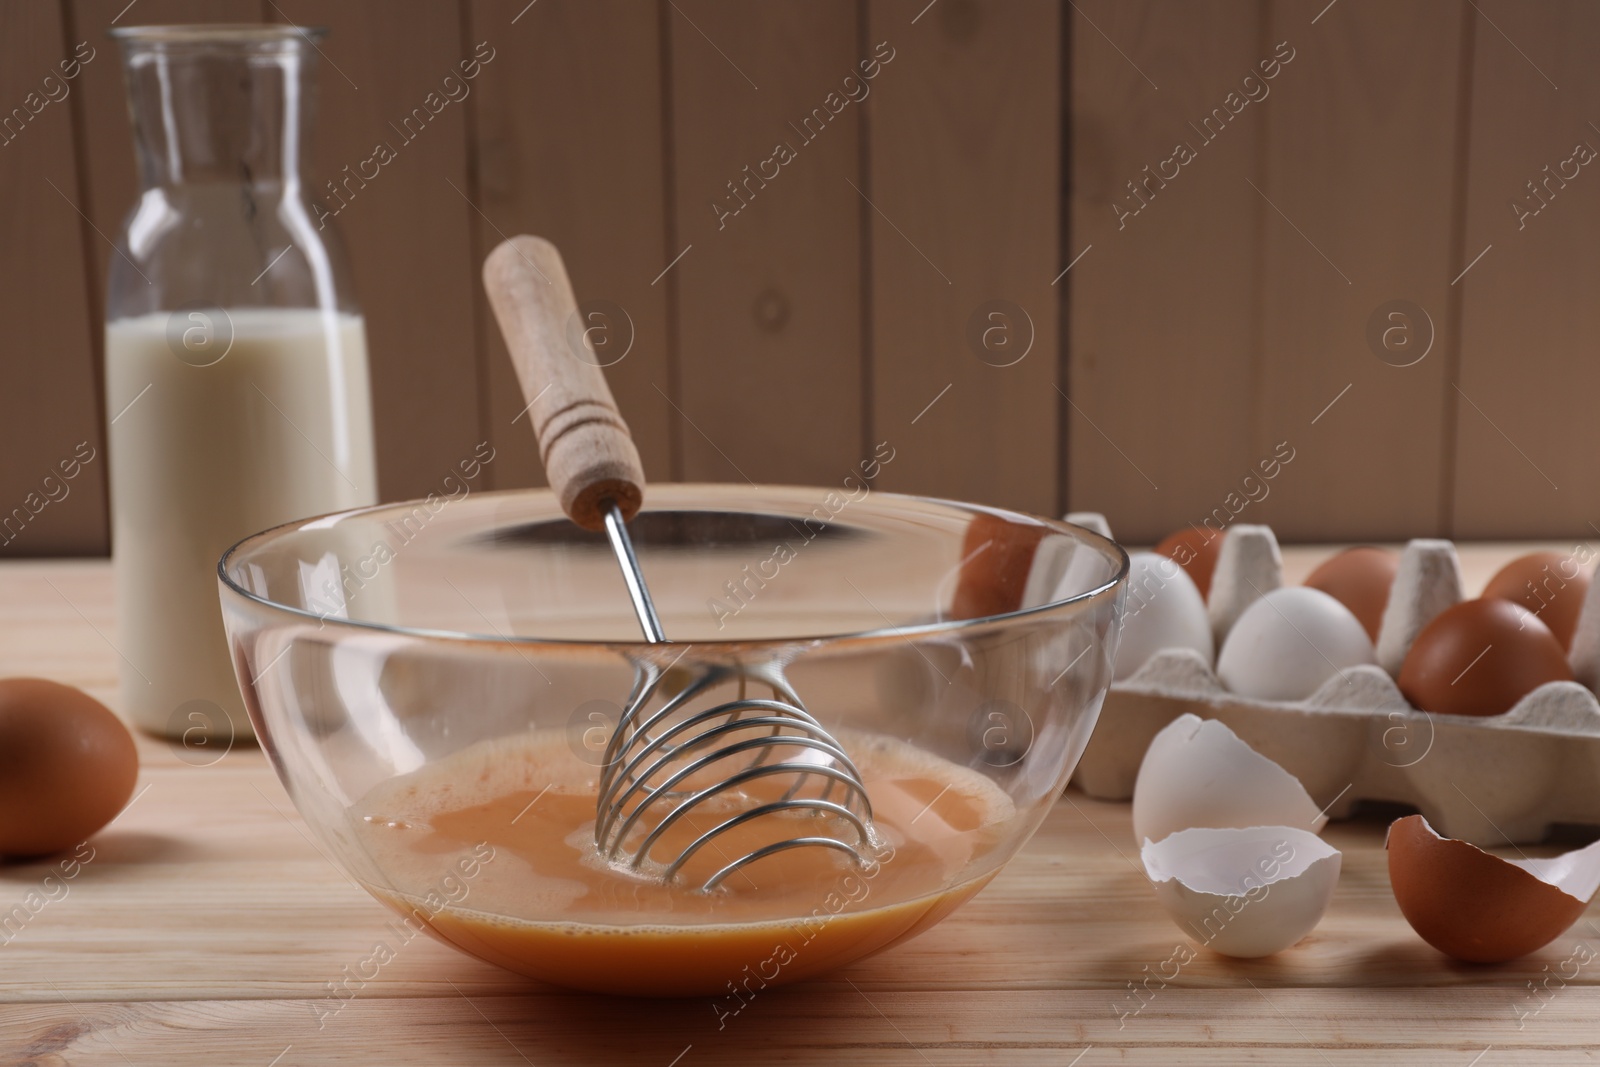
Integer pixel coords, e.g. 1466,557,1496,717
1387,815,1596,963
1482,550,1591,651
1397,599,1572,717
1155,526,1222,599
950,513,1048,619
1303,546,1398,642
0,679,139,858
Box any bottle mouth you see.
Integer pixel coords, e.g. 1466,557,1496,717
109,23,327,52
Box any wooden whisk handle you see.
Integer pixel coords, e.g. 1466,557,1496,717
483,235,645,531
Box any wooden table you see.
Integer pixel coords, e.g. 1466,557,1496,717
3,549,1598,1065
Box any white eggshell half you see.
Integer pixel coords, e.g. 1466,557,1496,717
1216,586,1376,701
1113,552,1213,681
1132,713,1327,844
1510,835,1600,900
1142,826,1342,958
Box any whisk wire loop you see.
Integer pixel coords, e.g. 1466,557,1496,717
597,704,870,842
640,790,870,883
703,837,874,891
590,500,879,891
657,798,872,884
603,710,853,815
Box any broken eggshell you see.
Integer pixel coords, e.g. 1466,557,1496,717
1387,814,1600,963
1142,826,1342,958
1132,713,1328,845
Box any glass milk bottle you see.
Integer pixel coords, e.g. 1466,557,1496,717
106,26,377,742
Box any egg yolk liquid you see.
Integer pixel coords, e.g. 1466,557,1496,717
350,730,1015,995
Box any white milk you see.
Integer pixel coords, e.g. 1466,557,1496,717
106,308,377,738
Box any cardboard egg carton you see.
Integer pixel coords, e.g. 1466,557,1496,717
1062,515,1600,847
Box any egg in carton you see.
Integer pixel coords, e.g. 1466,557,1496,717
1055,515,1600,847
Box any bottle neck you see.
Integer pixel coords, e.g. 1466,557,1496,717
119,40,316,190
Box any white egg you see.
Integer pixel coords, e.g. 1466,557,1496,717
1113,552,1213,681
1141,825,1342,958
1216,586,1376,701
1132,713,1327,845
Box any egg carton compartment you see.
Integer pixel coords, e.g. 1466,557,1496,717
1061,518,1600,847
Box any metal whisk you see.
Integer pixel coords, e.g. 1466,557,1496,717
484,235,877,891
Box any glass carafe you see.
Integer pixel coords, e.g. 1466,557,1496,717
106,25,377,743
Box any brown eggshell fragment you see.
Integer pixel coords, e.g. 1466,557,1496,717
1304,546,1398,642
1397,598,1572,717
1482,550,1591,651
1387,815,1596,963
1155,526,1222,599
950,513,1048,620
0,679,139,858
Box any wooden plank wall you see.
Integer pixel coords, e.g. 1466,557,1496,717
1066,0,1265,542
1453,1,1600,538
1068,0,1598,544
668,1,864,487
1,1,1595,556
869,0,1061,510
0,2,113,557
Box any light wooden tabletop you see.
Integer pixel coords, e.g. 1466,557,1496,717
2,549,1597,1066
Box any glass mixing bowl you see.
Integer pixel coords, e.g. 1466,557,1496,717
218,484,1127,995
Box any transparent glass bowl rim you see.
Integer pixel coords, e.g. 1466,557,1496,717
109,24,328,49
217,485,1130,652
